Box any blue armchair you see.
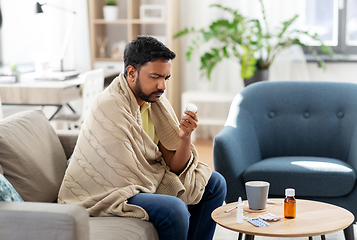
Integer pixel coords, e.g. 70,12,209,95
213,81,357,239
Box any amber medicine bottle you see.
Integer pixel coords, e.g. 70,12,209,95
284,188,296,218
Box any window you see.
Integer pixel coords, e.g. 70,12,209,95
346,0,357,46
292,0,357,55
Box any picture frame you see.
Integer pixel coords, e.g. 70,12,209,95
140,5,165,20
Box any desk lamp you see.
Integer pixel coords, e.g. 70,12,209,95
35,2,76,72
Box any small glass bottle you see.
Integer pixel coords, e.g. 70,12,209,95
284,188,296,218
236,197,244,223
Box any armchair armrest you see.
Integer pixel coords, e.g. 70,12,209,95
347,128,357,171
0,201,89,240
213,124,261,203
56,130,80,159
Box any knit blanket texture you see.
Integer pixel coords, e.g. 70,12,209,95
58,73,212,219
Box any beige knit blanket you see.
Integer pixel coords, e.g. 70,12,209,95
58,73,212,219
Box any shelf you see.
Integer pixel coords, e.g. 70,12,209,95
89,0,172,68
93,19,129,24
88,0,181,114
181,91,235,141
94,19,166,25
199,119,227,126
182,91,236,103
131,19,167,24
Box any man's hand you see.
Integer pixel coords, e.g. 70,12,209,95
179,110,198,138
158,109,198,174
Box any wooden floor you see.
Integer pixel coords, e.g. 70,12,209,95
194,138,214,170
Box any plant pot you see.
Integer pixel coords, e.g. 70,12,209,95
103,6,118,21
244,69,269,87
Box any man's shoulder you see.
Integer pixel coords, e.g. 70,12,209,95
156,95,171,107
94,88,133,115
152,96,177,119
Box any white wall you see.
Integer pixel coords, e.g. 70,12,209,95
307,62,357,82
0,0,91,73
0,0,91,121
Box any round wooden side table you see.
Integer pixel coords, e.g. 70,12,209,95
212,198,354,240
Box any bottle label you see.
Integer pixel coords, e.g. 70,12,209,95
284,200,296,218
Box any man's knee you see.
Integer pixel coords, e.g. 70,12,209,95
156,196,190,231
162,196,190,219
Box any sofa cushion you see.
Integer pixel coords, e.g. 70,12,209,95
0,174,23,202
243,156,357,197
0,110,67,202
89,217,159,240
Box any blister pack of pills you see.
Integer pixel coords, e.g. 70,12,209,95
247,218,270,227
258,213,283,222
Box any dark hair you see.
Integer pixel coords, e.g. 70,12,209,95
123,36,176,78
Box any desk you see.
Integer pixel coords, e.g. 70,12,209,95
212,199,354,240
0,74,83,120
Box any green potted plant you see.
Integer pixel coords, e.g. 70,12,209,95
174,0,333,86
103,0,118,21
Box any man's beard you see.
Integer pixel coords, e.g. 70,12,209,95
134,74,164,103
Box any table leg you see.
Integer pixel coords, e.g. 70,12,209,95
66,103,76,113
308,237,313,240
321,235,326,240
344,224,355,240
48,105,62,121
244,234,255,240
238,233,243,240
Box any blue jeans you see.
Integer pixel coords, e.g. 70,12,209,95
127,171,227,240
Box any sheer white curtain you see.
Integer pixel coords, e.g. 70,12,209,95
1,0,90,72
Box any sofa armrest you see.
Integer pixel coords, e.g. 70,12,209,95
56,130,80,159
0,201,89,240
213,124,262,203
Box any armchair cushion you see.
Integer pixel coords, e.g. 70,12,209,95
243,156,357,197
0,110,67,202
